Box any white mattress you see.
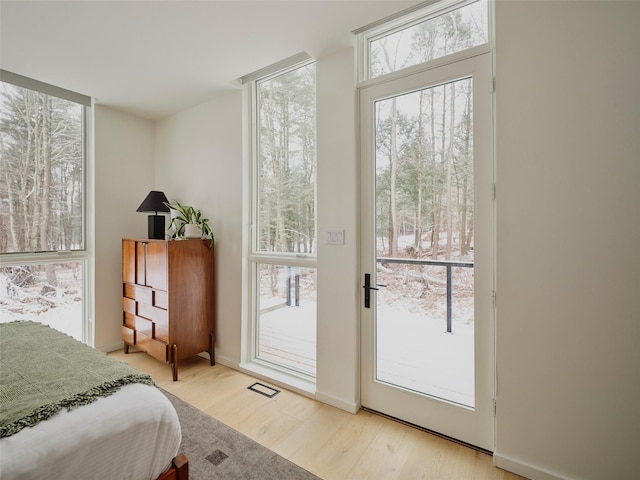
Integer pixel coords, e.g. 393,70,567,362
0,383,181,480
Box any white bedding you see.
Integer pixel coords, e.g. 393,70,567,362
0,383,181,480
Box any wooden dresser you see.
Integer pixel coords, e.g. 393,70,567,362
121,238,215,380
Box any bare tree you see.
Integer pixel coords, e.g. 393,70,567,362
1,83,83,257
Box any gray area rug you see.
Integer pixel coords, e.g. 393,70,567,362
161,389,321,480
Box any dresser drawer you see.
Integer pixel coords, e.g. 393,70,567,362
134,316,153,338
155,323,169,343
154,290,168,309
123,297,136,315
123,312,135,329
123,283,136,299
124,283,153,305
137,332,168,362
137,302,168,325
121,325,135,345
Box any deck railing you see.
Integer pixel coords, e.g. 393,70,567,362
377,257,474,333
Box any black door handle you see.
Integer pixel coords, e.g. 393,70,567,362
363,273,386,308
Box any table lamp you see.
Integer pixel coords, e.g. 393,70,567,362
136,191,170,239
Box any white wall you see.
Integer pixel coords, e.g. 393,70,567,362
315,48,360,411
154,92,244,364
494,1,640,479
94,105,155,351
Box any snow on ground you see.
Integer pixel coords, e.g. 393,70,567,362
258,231,475,405
259,282,474,407
377,295,474,407
0,271,83,341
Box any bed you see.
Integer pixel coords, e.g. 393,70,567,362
0,321,188,480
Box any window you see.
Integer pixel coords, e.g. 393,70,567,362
357,0,489,81
245,56,317,379
0,71,91,342
256,61,316,256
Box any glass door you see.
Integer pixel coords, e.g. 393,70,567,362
360,53,494,450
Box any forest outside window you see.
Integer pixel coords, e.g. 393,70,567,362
248,57,318,379
0,71,91,342
356,0,489,82
256,60,316,257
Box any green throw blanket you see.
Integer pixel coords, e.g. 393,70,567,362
0,321,155,438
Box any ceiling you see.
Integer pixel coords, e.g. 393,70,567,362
1,0,419,120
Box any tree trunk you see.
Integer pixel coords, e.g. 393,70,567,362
41,97,57,285
460,174,468,257
262,88,286,252
445,81,456,261
444,13,459,261
430,88,440,260
380,39,401,258
459,88,472,258
388,97,399,257
414,91,425,254
1,134,19,251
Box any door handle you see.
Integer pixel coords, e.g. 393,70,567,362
363,273,386,308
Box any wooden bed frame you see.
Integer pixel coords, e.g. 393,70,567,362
156,453,189,480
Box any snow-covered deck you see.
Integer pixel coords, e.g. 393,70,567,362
258,290,474,407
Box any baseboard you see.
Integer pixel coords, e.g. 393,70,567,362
204,352,237,369
494,452,570,480
200,354,360,414
315,391,360,414
99,341,125,353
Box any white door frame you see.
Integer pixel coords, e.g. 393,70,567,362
359,52,495,451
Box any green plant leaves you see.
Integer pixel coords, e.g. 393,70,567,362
164,200,214,248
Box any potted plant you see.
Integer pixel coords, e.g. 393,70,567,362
164,200,214,247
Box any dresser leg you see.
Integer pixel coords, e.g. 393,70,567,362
209,332,215,366
171,344,178,381
124,343,129,354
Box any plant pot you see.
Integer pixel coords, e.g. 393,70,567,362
184,224,202,239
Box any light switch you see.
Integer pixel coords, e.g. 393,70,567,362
326,229,345,245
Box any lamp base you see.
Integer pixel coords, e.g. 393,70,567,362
148,215,166,240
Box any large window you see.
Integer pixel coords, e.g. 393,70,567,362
0,71,91,342
247,57,317,379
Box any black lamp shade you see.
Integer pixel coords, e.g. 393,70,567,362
136,191,170,239
136,191,170,214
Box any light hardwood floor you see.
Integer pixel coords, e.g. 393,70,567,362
108,349,525,480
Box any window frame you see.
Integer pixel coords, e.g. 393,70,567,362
354,0,492,86
242,54,318,383
0,71,94,345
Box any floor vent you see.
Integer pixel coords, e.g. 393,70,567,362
206,449,228,466
248,382,280,398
